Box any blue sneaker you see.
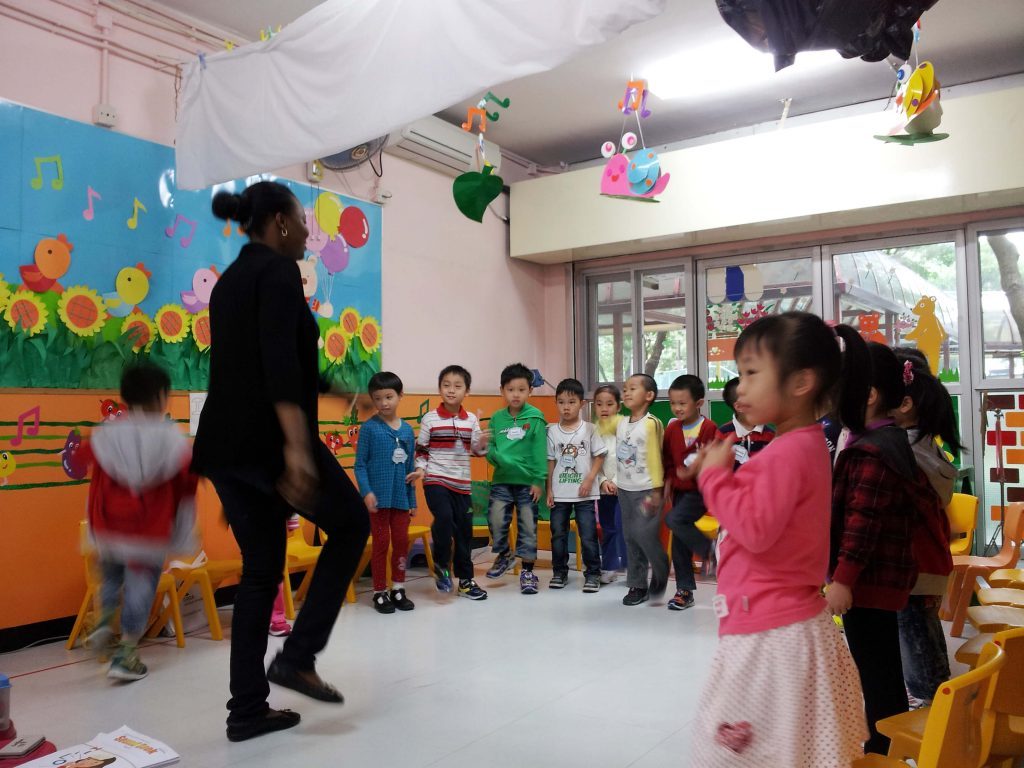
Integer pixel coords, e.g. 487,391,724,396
486,551,515,579
458,579,488,600
520,570,539,594
434,565,453,593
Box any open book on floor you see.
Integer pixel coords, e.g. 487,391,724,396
19,726,178,768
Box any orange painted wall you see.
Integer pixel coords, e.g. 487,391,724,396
0,389,557,630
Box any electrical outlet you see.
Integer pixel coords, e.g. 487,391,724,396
92,103,117,128
306,160,323,183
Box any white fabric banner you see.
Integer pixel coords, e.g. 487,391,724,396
174,0,665,189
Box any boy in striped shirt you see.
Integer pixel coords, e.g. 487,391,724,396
412,365,490,599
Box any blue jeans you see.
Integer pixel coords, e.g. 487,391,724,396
551,500,601,577
598,494,626,571
898,595,951,700
488,483,537,561
100,559,162,639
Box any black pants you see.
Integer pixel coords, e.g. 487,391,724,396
210,442,369,723
844,606,908,755
424,485,474,581
666,491,709,591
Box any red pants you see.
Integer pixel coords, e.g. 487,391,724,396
370,508,410,591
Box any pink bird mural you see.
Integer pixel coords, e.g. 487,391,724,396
181,266,220,313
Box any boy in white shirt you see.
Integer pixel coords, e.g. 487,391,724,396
546,379,606,592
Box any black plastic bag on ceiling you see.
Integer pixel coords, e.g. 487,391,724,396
716,0,940,70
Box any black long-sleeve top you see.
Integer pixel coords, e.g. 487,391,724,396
192,242,319,478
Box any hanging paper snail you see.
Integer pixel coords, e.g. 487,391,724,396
599,79,670,201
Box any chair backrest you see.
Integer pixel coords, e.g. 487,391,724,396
78,520,101,586
947,493,978,550
993,504,1024,564
917,643,1005,768
988,627,1024,717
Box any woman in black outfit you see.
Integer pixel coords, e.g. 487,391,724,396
193,182,369,743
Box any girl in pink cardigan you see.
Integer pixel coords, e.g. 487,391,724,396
689,312,870,767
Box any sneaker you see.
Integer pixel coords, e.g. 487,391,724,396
458,579,488,600
390,588,415,611
486,551,515,579
907,688,928,710
549,573,568,590
520,570,539,594
600,570,618,584
667,589,695,611
372,591,395,614
108,645,148,681
269,619,292,636
227,708,301,742
434,565,453,593
583,574,601,593
622,587,649,606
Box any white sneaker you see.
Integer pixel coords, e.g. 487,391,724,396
600,570,618,584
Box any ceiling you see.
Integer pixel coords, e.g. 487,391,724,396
152,0,1024,167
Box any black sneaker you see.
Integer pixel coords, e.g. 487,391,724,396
486,551,515,579
667,589,695,611
390,588,415,611
622,587,649,606
649,572,668,599
226,708,301,742
583,574,601,593
372,591,395,614
549,573,568,589
458,579,488,600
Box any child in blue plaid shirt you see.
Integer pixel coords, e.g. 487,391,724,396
355,371,419,614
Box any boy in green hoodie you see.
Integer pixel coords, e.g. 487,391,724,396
486,362,548,594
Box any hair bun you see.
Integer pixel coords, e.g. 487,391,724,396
211,191,242,222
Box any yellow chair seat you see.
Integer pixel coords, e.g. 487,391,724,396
968,605,1024,632
695,515,719,538
990,568,1024,588
978,587,1024,607
149,557,242,641
949,537,972,556
877,708,929,760
955,633,993,667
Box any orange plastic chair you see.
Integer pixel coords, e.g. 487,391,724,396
947,493,979,557
942,504,1024,637
855,643,1005,768
67,522,185,650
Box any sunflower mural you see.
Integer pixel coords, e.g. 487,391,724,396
155,304,190,344
122,313,157,353
358,316,382,354
57,287,106,337
339,307,361,339
0,274,11,313
323,325,348,364
4,290,49,336
192,309,212,351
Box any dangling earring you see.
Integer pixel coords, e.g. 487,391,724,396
281,228,288,238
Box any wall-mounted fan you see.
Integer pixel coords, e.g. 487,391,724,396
320,135,389,171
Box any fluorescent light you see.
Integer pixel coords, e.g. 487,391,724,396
644,38,846,101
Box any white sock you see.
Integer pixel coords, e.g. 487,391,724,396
392,583,404,591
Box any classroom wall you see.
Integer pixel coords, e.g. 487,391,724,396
0,1,571,631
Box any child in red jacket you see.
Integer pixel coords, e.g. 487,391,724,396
83,363,197,681
829,343,939,755
662,374,719,611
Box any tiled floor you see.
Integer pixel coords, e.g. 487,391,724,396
2,551,973,768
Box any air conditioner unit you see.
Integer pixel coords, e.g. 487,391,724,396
385,115,501,177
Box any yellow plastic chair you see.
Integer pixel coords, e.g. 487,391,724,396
67,521,185,650
665,515,719,577
947,492,979,557
281,523,322,620
942,504,1024,637
344,524,436,603
967,604,1024,633
509,516,582,575
857,643,1005,768
980,627,1024,768
148,555,242,641
988,568,1024,589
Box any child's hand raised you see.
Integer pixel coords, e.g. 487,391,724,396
697,436,736,475
406,468,425,485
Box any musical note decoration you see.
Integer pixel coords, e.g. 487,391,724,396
165,213,198,248
126,198,147,230
599,77,670,202
82,186,101,221
454,90,509,221
10,405,41,447
29,155,64,190
416,399,430,424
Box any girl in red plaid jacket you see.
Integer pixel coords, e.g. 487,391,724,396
829,342,943,756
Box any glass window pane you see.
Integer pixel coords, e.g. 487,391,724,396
641,269,687,390
832,242,959,381
979,229,1024,380
705,258,813,388
588,274,633,386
